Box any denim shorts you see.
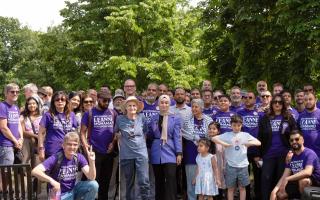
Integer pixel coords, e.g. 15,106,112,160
225,163,250,188
0,146,14,165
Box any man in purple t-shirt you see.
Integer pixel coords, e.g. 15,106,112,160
271,130,320,200
0,83,23,165
32,132,98,200
80,91,116,200
297,92,320,157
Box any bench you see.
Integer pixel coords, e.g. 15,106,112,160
0,164,33,200
302,186,320,200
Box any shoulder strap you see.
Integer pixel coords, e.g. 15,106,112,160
87,109,93,143
27,116,37,135
50,151,64,181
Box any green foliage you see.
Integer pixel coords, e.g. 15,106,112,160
201,0,320,91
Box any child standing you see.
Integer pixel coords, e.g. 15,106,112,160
212,115,261,200
193,138,220,200
208,122,226,199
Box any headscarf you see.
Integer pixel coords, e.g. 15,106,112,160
158,95,171,144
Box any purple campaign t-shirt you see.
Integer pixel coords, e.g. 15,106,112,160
183,118,206,165
264,115,288,159
43,152,88,194
298,109,320,157
82,108,116,154
203,106,219,118
40,112,78,156
142,100,159,124
237,108,264,155
230,104,244,113
286,147,320,182
212,110,235,134
0,102,20,147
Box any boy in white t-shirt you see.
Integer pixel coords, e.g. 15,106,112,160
212,115,261,200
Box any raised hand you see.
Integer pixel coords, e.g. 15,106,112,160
88,145,95,162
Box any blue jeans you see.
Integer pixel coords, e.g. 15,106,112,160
120,157,150,200
185,164,197,200
61,180,99,200
0,146,14,165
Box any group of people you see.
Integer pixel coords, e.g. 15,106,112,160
0,79,320,200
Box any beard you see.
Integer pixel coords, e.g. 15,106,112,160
98,102,108,110
292,143,302,151
306,103,316,111
175,98,185,105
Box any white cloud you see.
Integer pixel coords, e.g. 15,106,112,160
0,0,66,31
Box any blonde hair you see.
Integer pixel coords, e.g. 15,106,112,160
63,132,80,144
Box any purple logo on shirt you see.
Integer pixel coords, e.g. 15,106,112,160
215,117,231,129
93,115,113,128
243,116,259,128
300,118,317,130
270,120,281,132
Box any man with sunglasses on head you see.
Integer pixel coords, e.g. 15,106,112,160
237,91,264,200
297,92,320,158
270,130,320,200
256,80,268,104
80,91,117,200
257,90,272,113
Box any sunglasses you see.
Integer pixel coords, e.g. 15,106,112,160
84,100,93,104
242,96,254,99
290,137,300,143
99,98,109,103
304,89,313,92
55,98,66,102
272,100,283,104
213,95,222,100
9,90,20,94
261,95,270,98
258,84,266,87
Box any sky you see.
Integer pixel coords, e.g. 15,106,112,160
0,0,201,32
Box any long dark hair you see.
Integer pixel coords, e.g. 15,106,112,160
49,91,71,118
68,91,81,113
21,96,40,117
267,94,291,120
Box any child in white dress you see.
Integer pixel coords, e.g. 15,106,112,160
193,138,221,200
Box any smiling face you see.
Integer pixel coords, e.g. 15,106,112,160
219,97,230,112
289,133,303,151
83,97,94,112
159,98,170,112
126,101,138,115
70,95,81,110
304,93,316,111
6,87,20,103
62,139,79,158
27,99,38,113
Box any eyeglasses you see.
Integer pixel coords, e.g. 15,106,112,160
84,100,93,104
261,95,270,98
55,98,66,102
289,137,300,143
124,85,135,88
272,100,283,104
258,84,266,87
9,90,19,94
242,96,254,99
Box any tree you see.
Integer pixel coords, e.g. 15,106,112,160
201,0,320,91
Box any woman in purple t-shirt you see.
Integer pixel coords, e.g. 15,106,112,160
20,96,42,168
38,91,78,161
257,94,297,200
